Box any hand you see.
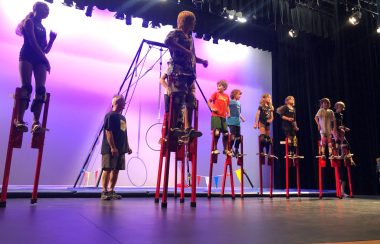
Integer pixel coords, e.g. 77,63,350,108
241,118,245,123
295,126,299,132
253,124,258,129
43,57,51,73
288,118,294,122
127,148,132,155
111,147,119,157
202,60,208,68
49,31,57,41
317,125,321,131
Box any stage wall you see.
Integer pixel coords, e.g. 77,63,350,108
0,0,272,188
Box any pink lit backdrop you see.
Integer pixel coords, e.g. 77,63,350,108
0,0,272,187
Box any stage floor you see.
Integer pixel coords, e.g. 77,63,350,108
0,197,379,244
4,185,337,198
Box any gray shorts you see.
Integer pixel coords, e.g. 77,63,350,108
102,154,125,170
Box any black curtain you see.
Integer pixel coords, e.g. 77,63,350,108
272,10,380,194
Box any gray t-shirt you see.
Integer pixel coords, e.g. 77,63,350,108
315,108,335,135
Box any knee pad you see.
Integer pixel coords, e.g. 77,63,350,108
20,84,32,109
31,86,46,112
259,134,266,144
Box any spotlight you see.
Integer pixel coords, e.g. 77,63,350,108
85,5,93,17
44,0,53,3
195,32,203,39
235,12,247,23
220,8,228,19
228,10,236,20
212,38,218,44
114,11,125,20
348,10,362,25
142,19,149,28
203,34,211,41
377,26,380,33
288,29,298,38
125,15,132,25
62,0,73,7
75,2,85,10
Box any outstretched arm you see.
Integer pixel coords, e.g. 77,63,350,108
253,110,260,129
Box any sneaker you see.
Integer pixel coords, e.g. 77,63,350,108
328,155,336,160
109,190,122,200
223,149,232,156
31,122,42,133
101,191,111,201
268,155,278,160
187,128,203,138
171,128,186,137
211,150,220,155
257,152,267,157
14,120,28,132
342,193,349,198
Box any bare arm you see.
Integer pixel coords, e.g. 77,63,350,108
254,110,260,129
44,31,57,54
227,106,230,118
240,114,245,122
105,130,118,156
159,73,169,90
314,116,320,131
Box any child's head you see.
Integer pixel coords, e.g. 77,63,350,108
319,98,331,109
112,95,126,111
33,2,49,19
217,80,228,92
230,89,242,100
285,96,295,106
177,11,196,33
260,93,273,109
334,101,345,112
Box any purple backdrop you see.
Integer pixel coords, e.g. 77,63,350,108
0,0,272,188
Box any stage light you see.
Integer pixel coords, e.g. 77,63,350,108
228,10,236,20
85,5,93,17
62,0,73,7
377,26,380,33
203,34,211,41
195,32,203,39
220,8,228,19
142,19,149,28
348,10,362,25
44,0,53,3
114,11,125,20
235,12,247,23
75,2,85,10
212,38,218,44
288,29,298,38
125,15,132,25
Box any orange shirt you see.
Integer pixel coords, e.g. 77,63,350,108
209,92,230,118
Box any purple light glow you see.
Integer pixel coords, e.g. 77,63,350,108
0,0,272,187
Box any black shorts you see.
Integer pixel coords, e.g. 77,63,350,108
228,125,241,137
102,154,125,170
19,48,47,67
283,126,296,137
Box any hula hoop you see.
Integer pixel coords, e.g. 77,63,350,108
145,122,163,151
127,156,148,186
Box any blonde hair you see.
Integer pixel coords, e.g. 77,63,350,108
177,11,196,30
285,96,295,104
230,89,242,99
16,2,48,36
334,101,345,110
217,80,228,90
259,93,273,110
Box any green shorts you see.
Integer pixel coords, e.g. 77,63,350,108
102,154,125,170
211,116,228,133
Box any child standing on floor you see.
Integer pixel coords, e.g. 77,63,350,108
227,89,245,157
276,96,299,157
208,80,230,156
254,93,274,155
315,98,336,159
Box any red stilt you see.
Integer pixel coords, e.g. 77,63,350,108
154,113,167,203
239,135,244,198
285,137,289,198
269,140,274,198
1,88,25,207
318,157,324,199
258,136,263,195
346,165,353,197
221,134,235,199
208,129,216,198
296,147,301,196
174,152,178,198
189,99,199,207
31,93,51,204
179,145,185,203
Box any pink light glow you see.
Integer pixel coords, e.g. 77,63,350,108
0,0,272,187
